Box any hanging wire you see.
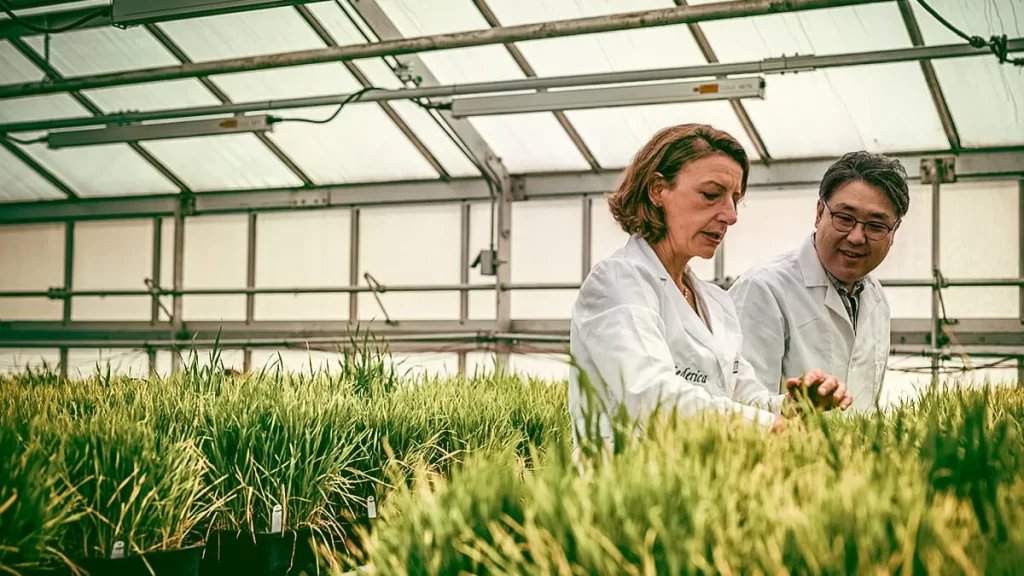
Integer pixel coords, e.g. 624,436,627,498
914,0,1024,66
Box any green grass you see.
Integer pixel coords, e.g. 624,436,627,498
1,340,1021,575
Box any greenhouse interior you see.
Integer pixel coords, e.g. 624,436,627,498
1,0,1023,574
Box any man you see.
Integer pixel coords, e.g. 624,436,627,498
728,151,909,413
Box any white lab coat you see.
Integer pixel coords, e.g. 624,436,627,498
568,234,784,448
727,233,890,413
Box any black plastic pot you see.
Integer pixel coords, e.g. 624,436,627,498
74,543,205,576
198,529,325,576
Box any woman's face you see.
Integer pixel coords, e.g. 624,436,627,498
651,153,744,261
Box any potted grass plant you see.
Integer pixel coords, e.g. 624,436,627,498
195,371,367,576
50,412,218,576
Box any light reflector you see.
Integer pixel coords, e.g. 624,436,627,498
449,77,766,118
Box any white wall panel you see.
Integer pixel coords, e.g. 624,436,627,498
253,210,351,321
179,215,248,321
511,199,581,319
357,204,461,321
468,202,497,320
881,356,1021,408
466,351,498,376
157,349,245,378
0,348,60,376
72,219,153,321
871,185,933,319
65,349,150,379
249,349,343,376
724,188,818,278
938,180,1020,319
0,223,64,320
390,352,461,379
510,353,571,382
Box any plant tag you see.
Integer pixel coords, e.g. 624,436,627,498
271,504,283,534
367,496,377,519
111,541,125,559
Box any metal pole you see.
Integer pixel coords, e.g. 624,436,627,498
0,0,889,99
458,202,470,377
930,168,942,383
244,213,257,373
170,202,185,375
581,196,592,280
3,38,1020,134
148,216,162,378
495,176,513,372
59,221,73,380
349,208,360,322
1019,178,1023,387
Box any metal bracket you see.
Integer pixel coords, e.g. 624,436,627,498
920,156,957,184
363,272,394,325
510,176,526,201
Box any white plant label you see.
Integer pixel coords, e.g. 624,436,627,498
271,504,283,534
367,496,377,519
111,541,125,559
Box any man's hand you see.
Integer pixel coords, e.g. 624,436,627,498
784,368,853,412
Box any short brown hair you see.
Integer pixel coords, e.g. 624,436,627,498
607,123,749,244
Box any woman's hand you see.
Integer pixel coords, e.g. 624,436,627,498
783,368,853,412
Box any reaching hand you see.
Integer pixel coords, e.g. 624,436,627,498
784,368,853,412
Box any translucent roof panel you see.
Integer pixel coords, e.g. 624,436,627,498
20,26,181,76
564,101,759,168
0,94,178,197
0,144,66,202
0,40,44,83
910,0,1024,147
82,79,223,114
688,1,950,156
140,134,306,191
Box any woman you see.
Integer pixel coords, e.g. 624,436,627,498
569,124,852,445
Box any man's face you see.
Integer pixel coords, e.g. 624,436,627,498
813,180,901,286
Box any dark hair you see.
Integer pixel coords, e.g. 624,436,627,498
819,151,910,220
607,123,749,244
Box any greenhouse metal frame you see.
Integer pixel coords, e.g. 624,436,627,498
0,0,1021,386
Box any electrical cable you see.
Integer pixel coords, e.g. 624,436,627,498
0,0,108,35
914,0,1024,66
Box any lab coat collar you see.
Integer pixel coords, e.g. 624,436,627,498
797,232,882,333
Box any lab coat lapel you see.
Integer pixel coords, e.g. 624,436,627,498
797,233,853,335
631,236,726,363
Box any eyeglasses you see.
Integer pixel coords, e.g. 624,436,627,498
823,202,897,241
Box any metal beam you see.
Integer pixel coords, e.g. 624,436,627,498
293,4,449,179
469,0,601,171
1020,178,1024,385
142,23,316,187
2,149,1021,225
1,318,1020,350
7,37,1021,134
0,0,891,99
7,37,192,193
674,0,770,162
896,0,961,151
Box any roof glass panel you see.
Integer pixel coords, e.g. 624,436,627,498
385,101,480,177
932,56,1023,147
13,142,180,197
466,113,593,172
82,79,222,113
563,101,759,168
20,26,179,76
488,0,711,75
0,144,65,202
140,133,306,191
154,6,328,61
0,40,44,83
267,103,443,182
687,2,950,156
0,92,90,124
306,0,374,45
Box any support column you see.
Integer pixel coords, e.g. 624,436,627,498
59,221,73,380
921,157,955,383
349,208,360,322
244,212,257,372
581,196,592,280
170,200,186,375
458,202,470,377
1019,178,1023,387
149,216,162,378
495,169,513,372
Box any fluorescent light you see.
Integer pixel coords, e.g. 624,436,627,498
449,77,765,118
46,115,273,149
